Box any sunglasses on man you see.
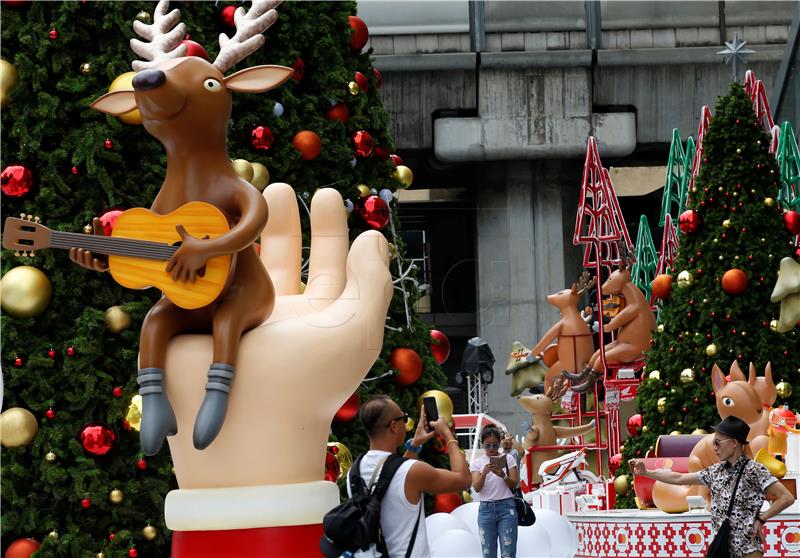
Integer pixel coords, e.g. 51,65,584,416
386,413,410,428
712,437,734,448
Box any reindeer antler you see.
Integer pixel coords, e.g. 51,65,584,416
617,239,635,271
214,0,281,73
544,377,569,401
572,270,596,295
130,0,188,72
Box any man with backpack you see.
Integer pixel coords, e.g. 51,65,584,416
322,394,471,557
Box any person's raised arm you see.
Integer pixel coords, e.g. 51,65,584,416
407,418,471,496
628,459,702,486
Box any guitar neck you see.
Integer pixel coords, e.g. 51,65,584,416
50,230,177,261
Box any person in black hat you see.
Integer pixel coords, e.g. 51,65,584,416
629,415,795,558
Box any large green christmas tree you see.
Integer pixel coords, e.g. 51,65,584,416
1,2,444,556
617,83,800,508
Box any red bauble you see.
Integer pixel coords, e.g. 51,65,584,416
608,453,623,476
49,29,57,40
373,68,383,90
220,5,237,27
45,408,56,420
14,357,23,367
66,346,75,356
391,347,423,386
81,498,91,509
4,538,41,558
354,71,369,93
291,57,305,81
389,154,404,167
71,166,78,175
79,422,118,456
358,195,390,229
99,209,124,236
721,268,748,295
353,130,374,157
433,492,463,514
348,16,369,51
324,102,350,123
334,392,360,423
373,146,389,160
784,210,800,235
650,274,673,299
136,458,147,470
627,414,643,437
112,386,123,398
1,165,33,197
429,329,451,365
179,39,209,60
292,131,322,161
324,447,340,482
109,533,116,541
678,209,701,234
48,348,56,359
128,549,138,558
251,125,274,151
104,138,113,150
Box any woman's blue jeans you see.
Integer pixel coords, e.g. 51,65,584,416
477,497,518,558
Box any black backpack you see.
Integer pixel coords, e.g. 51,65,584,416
320,453,420,558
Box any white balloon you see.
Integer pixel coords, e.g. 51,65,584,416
430,528,482,558
426,513,471,547
516,522,552,558
531,509,578,558
450,502,481,539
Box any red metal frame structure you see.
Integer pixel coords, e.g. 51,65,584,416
744,70,776,142
687,106,713,204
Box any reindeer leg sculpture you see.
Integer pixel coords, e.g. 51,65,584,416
137,367,178,456
193,362,236,449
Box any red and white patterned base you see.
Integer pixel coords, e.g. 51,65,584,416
567,509,800,558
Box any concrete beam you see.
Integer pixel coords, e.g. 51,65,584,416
597,44,785,66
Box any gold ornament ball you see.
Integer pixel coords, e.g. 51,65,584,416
250,162,270,191
392,165,414,189
677,270,693,288
405,416,415,432
231,159,254,182
648,370,661,381
722,219,732,228
705,344,718,357
348,81,359,95
83,224,93,234
764,197,775,207
0,58,20,108
692,428,708,435
775,381,792,399
0,407,39,447
45,451,57,462
96,553,106,558
135,10,151,23
613,475,629,495
656,324,665,333
108,72,142,125
462,490,473,503
125,395,143,432
327,441,354,480
388,243,398,261
770,320,779,332
105,305,132,333
1,266,53,318
736,148,742,154
680,368,695,383
142,525,158,541
657,397,667,413
670,430,681,436
109,489,124,504
356,184,371,198
48,530,59,540
80,62,92,75
642,425,649,432
416,390,455,428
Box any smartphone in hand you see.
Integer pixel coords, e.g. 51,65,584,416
423,396,439,432
489,455,504,470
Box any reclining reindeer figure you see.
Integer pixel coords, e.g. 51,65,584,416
73,0,293,455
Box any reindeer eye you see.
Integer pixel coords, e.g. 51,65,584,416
203,78,222,91
723,397,734,406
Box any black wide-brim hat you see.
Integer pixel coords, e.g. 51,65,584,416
715,415,750,445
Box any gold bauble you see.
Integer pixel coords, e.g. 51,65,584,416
105,305,132,333
613,475,629,495
388,243,398,261
775,381,792,399
80,62,92,75
722,219,731,228
348,81,359,95
657,397,667,413
680,368,695,383
125,395,143,432
45,451,57,462
392,165,414,189
656,324,665,333
83,224,94,234
417,390,455,428
356,184,371,198
648,370,661,381
109,489,124,504
705,343,718,357
642,425,649,432
48,530,59,540
770,320,779,332
405,416,415,432
135,10,151,23
670,430,681,436
676,270,693,288
250,162,270,191
108,71,142,125
692,428,708,435
1,266,53,318
0,58,19,108
142,525,157,541
0,407,39,447
96,553,106,558
326,441,353,479
232,159,254,182
462,490,473,503
764,197,775,207
299,281,306,294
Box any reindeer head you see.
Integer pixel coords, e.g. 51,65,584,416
517,378,569,416
602,241,634,294
728,361,777,409
548,271,595,309
711,362,763,428
91,0,292,148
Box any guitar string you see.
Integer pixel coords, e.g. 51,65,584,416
51,231,178,260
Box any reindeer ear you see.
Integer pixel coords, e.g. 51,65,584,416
91,90,137,115
224,65,294,93
764,362,773,386
748,362,757,385
711,364,727,393
729,360,746,382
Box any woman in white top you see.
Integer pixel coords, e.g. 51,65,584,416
470,425,519,558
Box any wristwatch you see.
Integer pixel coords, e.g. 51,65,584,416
404,439,422,454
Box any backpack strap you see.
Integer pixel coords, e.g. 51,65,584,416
405,498,423,558
348,455,367,497
725,460,748,517
370,453,407,498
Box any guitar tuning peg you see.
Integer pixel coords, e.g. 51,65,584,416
19,213,25,219
14,251,21,257
29,251,35,258
26,214,33,221
34,216,41,223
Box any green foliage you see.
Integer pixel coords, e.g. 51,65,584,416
617,83,800,508
2,2,444,555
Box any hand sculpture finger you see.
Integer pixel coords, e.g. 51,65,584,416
260,183,301,295
305,188,348,305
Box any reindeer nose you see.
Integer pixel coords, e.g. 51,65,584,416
132,69,166,91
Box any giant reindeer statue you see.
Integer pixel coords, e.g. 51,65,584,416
564,245,656,392
506,271,596,393
73,0,294,455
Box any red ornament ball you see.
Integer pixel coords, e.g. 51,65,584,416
334,392,360,423
1,164,33,197
678,209,701,234
14,357,23,367
429,329,451,365
136,459,147,471
49,28,57,40
109,533,116,542
104,138,113,150
99,209,124,236
784,210,800,235
71,166,78,175
627,414,643,437
66,346,75,356
324,447,340,482
389,154,404,167
353,130,374,157
391,347,423,386
112,386,123,398
128,549,138,558
251,125,274,151
179,39,209,60
79,422,118,456
47,348,56,359
291,57,305,81
433,492,463,514
4,538,41,558
81,498,91,509
348,15,369,51
324,102,350,123
373,146,389,160
721,268,748,295
650,274,673,300
45,408,56,420
608,453,623,475
373,68,383,90
358,195,390,229
354,71,368,93
220,5,237,27
292,130,322,161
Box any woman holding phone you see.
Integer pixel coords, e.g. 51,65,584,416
470,425,519,558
